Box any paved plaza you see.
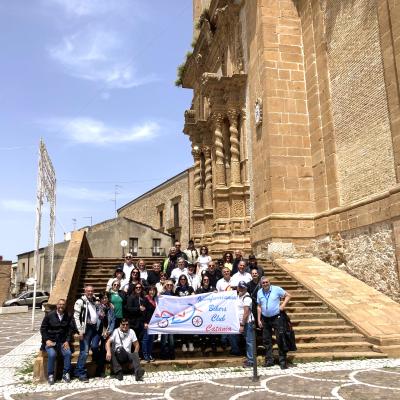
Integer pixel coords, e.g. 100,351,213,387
1,311,400,399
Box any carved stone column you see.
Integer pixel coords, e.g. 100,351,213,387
203,146,213,208
213,112,226,186
192,146,202,208
228,108,241,185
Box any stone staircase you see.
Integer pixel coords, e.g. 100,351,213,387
263,261,385,362
77,257,164,296
73,257,385,366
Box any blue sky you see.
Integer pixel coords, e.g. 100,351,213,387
0,0,194,261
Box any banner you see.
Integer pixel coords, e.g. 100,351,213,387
148,292,240,335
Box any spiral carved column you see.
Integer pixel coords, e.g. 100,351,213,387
192,147,202,208
213,113,226,186
228,108,241,185
203,146,213,208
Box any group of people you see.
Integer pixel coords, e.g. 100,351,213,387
40,240,292,385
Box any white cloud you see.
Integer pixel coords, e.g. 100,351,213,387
46,0,119,17
43,117,159,145
0,200,35,213
48,26,156,89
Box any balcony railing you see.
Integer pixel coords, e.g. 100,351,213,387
127,247,167,257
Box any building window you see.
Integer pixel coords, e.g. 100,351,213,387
152,239,161,256
159,210,164,228
129,238,138,256
173,203,179,227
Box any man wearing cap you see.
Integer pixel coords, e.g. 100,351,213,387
106,268,125,293
257,276,292,369
247,255,264,277
186,263,201,292
237,281,254,367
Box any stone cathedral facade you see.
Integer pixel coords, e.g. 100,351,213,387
180,0,400,301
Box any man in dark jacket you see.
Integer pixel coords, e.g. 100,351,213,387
40,298,73,385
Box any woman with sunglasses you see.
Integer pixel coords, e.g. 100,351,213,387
222,251,234,272
125,268,148,295
142,285,158,362
156,272,167,294
175,274,195,352
108,280,125,327
124,283,146,352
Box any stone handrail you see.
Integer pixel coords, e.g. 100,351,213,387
46,230,92,313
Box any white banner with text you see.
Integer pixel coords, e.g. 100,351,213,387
147,292,240,335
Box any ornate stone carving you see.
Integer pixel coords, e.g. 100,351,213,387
228,108,241,184
212,112,226,186
231,199,244,218
192,146,203,208
203,146,213,208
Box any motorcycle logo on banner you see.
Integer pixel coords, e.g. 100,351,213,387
148,292,240,335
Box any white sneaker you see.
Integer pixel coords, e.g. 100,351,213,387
188,342,194,352
182,344,188,352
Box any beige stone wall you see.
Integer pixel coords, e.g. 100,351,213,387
87,217,171,257
118,171,191,246
311,222,400,302
0,261,11,303
321,0,396,205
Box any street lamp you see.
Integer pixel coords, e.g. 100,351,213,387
120,240,128,258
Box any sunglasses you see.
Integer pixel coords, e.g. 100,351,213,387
135,286,143,289
121,323,129,326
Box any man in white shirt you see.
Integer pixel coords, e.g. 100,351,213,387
73,285,98,382
137,259,149,281
231,261,252,288
216,267,240,355
106,319,145,381
237,281,254,367
121,253,135,288
216,267,233,292
170,257,188,283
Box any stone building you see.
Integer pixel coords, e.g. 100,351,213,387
16,217,171,293
180,0,400,300
118,170,193,246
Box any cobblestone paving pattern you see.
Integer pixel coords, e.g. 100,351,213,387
2,361,400,400
0,310,42,357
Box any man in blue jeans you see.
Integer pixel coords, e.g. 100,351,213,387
73,285,98,382
237,281,254,367
40,299,73,385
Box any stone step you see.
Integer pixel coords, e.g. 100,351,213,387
293,341,374,353
294,333,365,343
290,300,324,307
288,351,386,362
285,306,330,313
287,312,338,320
293,325,356,334
291,318,349,326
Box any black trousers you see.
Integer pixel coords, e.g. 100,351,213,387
111,350,141,374
262,314,287,365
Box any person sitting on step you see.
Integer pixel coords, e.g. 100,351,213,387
106,318,145,381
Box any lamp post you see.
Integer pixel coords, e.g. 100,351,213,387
120,240,127,258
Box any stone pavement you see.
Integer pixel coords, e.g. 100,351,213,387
1,311,400,399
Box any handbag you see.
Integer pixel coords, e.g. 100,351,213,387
115,330,129,364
